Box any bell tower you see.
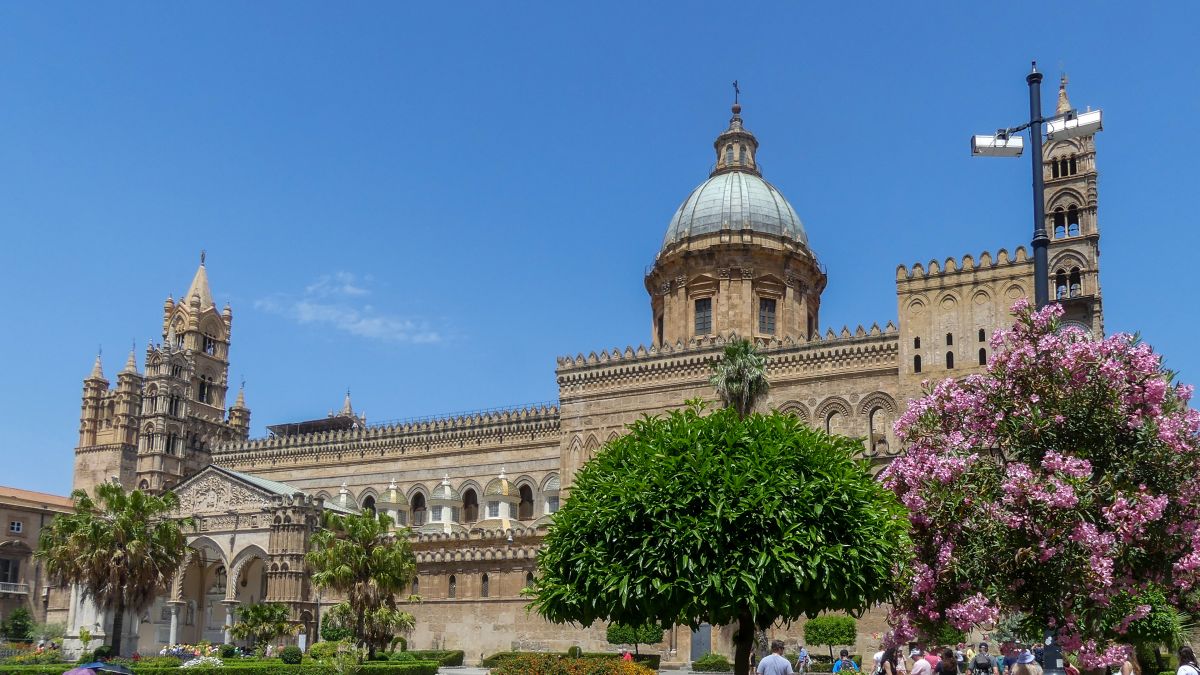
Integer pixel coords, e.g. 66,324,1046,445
1043,75,1103,334
133,253,250,492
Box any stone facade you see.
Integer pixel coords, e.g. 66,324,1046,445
65,81,1104,665
0,487,73,631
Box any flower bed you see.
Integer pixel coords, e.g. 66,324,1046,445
490,653,655,675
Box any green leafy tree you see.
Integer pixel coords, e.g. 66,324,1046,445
228,602,295,652
306,510,417,660
709,340,769,418
36,484,191,655
0,607,34,640
606,622,665,655
803,616,857,661
530,403,908,675
31,621,66,642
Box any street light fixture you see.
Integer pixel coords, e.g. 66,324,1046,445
969,61,1102,310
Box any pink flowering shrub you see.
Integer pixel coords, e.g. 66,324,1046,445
881,301,1200,666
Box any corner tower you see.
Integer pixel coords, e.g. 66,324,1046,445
645,100,826,346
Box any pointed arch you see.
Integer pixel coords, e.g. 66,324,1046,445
776,400,811,425
856,392,898,416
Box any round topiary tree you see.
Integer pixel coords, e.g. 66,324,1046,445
803,616,857,661
530,402,909,675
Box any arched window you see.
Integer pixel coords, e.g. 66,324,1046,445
481,574,490,598
1053,208,1066,239
1069,268,1082,298
411,493,427,527
1055,269,1068,300
1052,160,1060,178
913,337,921,349
978,328,986,342
138,479,150,490
738,145,746,163
945,333,953,346
946,351,955,369
518,485,534,520
725,145,733,165
525,572,535,588
362,495,376,516
1067,206,1080,236
867,407,891,456
914,355,922,373
1060,159,1069,177
979,348,987,366
462,489,479,523
411,577,419,596
448,575,456,599
1069,156,1077,175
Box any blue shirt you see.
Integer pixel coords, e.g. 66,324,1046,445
834,659,860,672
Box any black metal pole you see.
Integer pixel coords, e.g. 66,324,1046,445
1027,62,1049,308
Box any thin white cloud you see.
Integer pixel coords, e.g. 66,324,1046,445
256,274,440,344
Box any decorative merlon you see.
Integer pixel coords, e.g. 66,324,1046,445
896,246,1030,281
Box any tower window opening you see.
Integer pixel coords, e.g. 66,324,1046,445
1069,268,1082,298
725,145,733,165
1060,159,1069,177
525,572,535,588
694,297,712,335
411,493,427,527
979,348,987,366
656,314,664,346
978,328,986,342
481,573,490,598
945,333,953,346
171,365,184,379
807,314,814,339
913,337,921,349
739,145,746,163
463,489,479,523
203,335,216,355
914,355,922,373
758,298,776,335
1067,205,1080,237
448,575,456,599
1069,156,1077,175
1052,161,1060,178
946,351,955,369
1053,208,1066,239
1056,269,1068,300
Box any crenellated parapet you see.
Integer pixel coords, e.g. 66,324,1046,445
557,323,899,397
895,246,1030,282
211,403,561,467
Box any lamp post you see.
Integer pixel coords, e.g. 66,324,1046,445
970,61,1102,310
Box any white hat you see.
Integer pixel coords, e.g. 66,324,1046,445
911,649,923,658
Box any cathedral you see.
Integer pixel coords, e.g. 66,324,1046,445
58,78,1103,664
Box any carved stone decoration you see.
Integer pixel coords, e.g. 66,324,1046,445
176,472,270,514
741,268,754,279
717,268,730,279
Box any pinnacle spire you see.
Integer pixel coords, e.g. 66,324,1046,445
185,252,214,309
233,382,246,408
89,353,105,380
1056,73,1072,116
341,389,354,416
122,344,138,374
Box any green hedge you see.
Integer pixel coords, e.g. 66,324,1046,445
481,651,659,669
0,662,440,675
406,650,464,666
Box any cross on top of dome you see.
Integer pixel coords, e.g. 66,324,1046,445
711,85,761,178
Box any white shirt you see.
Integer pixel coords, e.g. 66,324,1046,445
759,653,793,675
1176,665,1200,675
911,658,932,675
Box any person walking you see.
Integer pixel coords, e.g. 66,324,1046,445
880,647,900,675
796,646,810,675
910,649,932,675
833,649,861,673
972,643,1000,675
1011,651,1041,675
1178,647,1200,675
757,640,792,675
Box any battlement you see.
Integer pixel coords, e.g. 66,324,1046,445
896,246,1030,282
212,402,560,461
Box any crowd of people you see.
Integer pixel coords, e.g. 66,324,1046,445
755,641,1200,675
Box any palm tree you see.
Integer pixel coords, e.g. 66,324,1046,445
229,602,296,653
709,339,770,418
36,483,191,656
306,510,416,659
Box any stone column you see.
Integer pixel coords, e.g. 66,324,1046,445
222,601,239,645
167,602,182,646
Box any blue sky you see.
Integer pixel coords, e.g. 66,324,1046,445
2,3,1198,495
